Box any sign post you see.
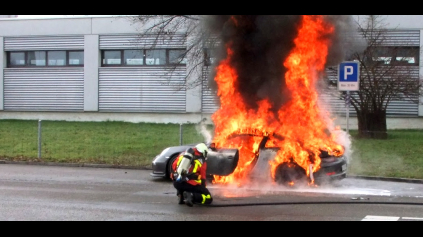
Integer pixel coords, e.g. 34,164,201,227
338,61,360,133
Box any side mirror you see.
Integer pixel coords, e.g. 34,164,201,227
209,142,216,151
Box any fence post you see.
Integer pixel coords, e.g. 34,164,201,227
179,123,183,145
38,120,42,159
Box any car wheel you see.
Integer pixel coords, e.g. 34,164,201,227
274,162,308,187
166,154,179,180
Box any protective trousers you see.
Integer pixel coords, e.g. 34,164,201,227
173,181,213,205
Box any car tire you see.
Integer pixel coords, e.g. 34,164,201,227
274,162,308,187
166,154,179,180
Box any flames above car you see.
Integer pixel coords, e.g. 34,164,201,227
208,16,347,186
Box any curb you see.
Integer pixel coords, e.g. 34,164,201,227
346,175,423,184
1,160,423,184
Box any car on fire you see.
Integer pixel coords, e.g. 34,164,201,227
150,132,348,186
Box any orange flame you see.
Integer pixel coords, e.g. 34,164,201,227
211,15,344,186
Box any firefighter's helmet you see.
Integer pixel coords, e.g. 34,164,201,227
195,143,208,158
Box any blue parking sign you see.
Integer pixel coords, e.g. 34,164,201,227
338,61,360,91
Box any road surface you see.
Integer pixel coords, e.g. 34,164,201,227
0,163,422,221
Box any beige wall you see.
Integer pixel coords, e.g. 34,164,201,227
0,16,186,36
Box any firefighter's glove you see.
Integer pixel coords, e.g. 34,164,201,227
173,172,179,181
187,173,199,180
175,173,189,183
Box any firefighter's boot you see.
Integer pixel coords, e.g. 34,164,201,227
177,193,185,204
183,192,194,207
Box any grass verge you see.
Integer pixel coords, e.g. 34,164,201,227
0,119,422,179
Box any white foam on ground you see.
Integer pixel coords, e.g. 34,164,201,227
209,181,391,198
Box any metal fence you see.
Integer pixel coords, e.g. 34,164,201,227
0,120,213,167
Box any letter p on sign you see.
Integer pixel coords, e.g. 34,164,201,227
344,66,354,80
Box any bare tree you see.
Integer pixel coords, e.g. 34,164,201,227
327,15,423,139
127,15,218,90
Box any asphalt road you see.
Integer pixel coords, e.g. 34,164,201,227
0,163,423,221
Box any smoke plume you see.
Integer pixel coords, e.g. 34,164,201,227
204,15,357,113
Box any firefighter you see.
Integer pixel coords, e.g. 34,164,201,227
171,142,213,207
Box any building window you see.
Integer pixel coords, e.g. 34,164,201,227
48,51,66,66
124,50,144,65
145,49,166,65
101,49,186,67
28,51,46,66
204,48,217,66
9,52,26,66
7,50,84,67
371,46,419,66
169,49,187,65
103,50,122,65
69,51,84,65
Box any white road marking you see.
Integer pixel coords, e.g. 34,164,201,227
401,217,423,220
362,215,400,221
362,215,423,221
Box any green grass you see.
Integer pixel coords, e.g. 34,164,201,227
348,130,423,179
0,120,209,167
0,119,422,180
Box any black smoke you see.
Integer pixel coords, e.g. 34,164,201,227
203,15,356,113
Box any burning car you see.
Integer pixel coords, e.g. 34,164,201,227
150,131,347,187
152,16,350,187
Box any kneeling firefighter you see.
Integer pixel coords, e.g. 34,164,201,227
171,143,213,207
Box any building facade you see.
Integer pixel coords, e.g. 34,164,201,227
0,15,422,129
